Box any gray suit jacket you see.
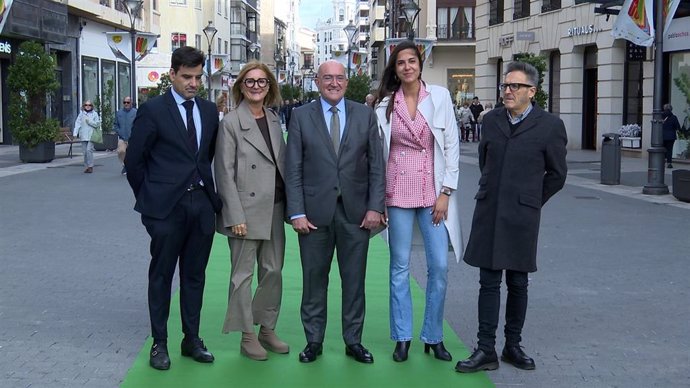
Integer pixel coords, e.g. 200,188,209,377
285,98,385,226
215,100,286,240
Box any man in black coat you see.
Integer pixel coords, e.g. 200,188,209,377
456,62,567,373
662,103,681,168
125,46,222,371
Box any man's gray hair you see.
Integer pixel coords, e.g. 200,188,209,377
505,61,539,87
663,103,673,111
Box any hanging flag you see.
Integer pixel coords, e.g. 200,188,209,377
385,38,436,64
663,0,681,34
611,0,655,47
0,0,14,36
105,32,158,62
211,54,228,75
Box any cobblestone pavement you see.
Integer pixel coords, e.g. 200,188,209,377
0,143,688,387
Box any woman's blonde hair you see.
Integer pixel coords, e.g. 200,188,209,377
232,61,281,107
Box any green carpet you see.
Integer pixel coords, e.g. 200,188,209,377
120,232,493,388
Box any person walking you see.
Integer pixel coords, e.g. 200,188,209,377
373,40,462,363
456,102,472,142
124,46,223,371
469,96,484,142
214,61,289,361
285,60,385,364
455,61,567,373
114,96,136,175
662,103,681,169
73,100,101,173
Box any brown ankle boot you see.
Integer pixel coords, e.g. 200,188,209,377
258,326,290,354
241,332,268,361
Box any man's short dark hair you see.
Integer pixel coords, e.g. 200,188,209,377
473,96,479,100
505,61,539,87
170,46,205,72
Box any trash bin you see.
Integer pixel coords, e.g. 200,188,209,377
601,133,621,185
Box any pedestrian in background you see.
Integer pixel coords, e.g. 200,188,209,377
477,102,493,141
373,39,461,364
214,61,289,361
456,61,567,374
216,94,229,121
114,96,136,175
469,96,484,142
73,100,101,174
456,102,472,142
125,46,223,371
285,60,385,364
662,103,680,169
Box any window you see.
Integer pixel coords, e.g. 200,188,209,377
117,62,131,106
217,38,222,54
490,0,504,25
171,33,187,50
224,41,228,54
195,34,202,49
542,0,561,12
217,0,221,13
548,51,560,114
101,60,117,108
100,0,110,6
195,0,201,10
513,0,530,20
339,9,344,22
81,56,99,104
170,0,187,5
437,7,474,40
623,42,644,127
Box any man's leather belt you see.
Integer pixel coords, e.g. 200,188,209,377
186,183,203,192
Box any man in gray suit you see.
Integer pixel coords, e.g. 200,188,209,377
285,60,385,364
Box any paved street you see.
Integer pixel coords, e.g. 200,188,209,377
0,143,688,387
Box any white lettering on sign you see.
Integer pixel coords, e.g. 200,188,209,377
568,25,599,37
0,42,11,54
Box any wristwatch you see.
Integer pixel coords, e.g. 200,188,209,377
440,187,452,196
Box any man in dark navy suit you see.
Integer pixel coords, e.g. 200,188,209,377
125,46,222,371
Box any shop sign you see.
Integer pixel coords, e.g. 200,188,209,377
499,35,514,47
0,40,11,55
567,24,601,37
664,16,690,52
516,31,535,41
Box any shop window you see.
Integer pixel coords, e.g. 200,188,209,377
513,0,530,20
81,56,99,105
448,68,475,106
117,62,131,106
548,51,561,114
490,0,504,25
101,60,117,107
623,42,644,127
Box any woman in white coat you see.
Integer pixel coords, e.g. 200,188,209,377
73,100,101,173
373,40,462,363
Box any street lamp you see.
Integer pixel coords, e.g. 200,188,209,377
274,51,282,83
343,20,357,77
289,58,296,88
249,42,259,60
122,0,143,104
202,21,218,101
400,0,421,41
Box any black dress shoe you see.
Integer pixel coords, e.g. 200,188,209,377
298,342,322,363
150,342,171,370
181,337,214,363
345,343,374,364
455,348,499,373
393,341,411,362
424,341,452,361
501,345,535,370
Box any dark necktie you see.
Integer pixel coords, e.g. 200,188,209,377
329,106,340,155
182,100,198,153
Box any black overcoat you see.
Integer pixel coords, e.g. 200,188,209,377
463,106,567,273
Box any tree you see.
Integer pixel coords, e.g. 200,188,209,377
280,84,302,102
147,72,207,100
514,52,549,109
7,41,60,148
344,73,371,103
94,80,115,134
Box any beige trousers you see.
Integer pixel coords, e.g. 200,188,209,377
117,139,128,164
222,202,286,333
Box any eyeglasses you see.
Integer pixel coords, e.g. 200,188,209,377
320,75,347,83
243,78,269,88
83,104,92,107
123,101,131,104
498,83,534,92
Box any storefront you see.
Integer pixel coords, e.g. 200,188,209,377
666,16,690,160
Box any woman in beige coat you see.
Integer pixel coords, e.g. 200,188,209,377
214,61,288,361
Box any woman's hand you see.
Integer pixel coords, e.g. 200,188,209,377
431,195,449,226
231,223,247,237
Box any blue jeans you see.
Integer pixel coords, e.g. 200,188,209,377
387,206,449,344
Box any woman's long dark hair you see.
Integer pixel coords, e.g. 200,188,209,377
374,40,423,122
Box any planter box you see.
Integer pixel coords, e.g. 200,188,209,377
673,139,689,159
19,141,55,163
672,170,690,203
620,136,641,149
94,133,118,151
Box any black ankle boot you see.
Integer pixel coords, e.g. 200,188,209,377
424,341,452,361
392,341,410,362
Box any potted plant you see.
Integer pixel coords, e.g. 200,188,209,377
7,41,60,163
618,124,642,148
93,79,118,151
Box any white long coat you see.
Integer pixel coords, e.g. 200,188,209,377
375,83,464,262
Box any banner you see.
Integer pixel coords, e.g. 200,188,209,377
664,0,681,34
211,54,229,75
0,0,14,36
384,38,436,65
611,0,655,47
105,32,158,62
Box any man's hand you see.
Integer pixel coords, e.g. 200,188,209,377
359,210,383,230
231,223,247,237
291,216,317,235
431,195,449,226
